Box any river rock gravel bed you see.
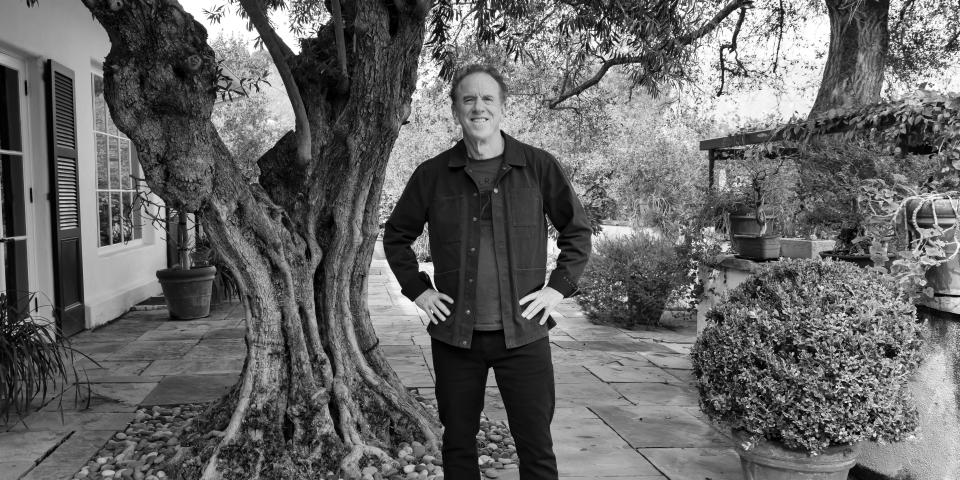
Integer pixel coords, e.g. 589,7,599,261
70,391,518,480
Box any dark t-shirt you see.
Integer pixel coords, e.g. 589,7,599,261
467,155,505,331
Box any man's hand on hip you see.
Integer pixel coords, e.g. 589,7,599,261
519,286,563,326
414,289,454,325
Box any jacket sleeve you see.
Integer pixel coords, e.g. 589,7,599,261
383,165,435,302
540,154,592,297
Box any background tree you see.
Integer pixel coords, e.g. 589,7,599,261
430,0,960,118
209,36,287,180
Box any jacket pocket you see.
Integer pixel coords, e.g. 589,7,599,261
508,187,543,226
430,194,463,242
434,268,460,301
514,267,547,299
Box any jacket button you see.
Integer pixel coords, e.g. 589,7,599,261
473,193,478,197
470,247,476,252
472,217,477,222
468,278,474,283
466,309,471,315
493,188,499,193
461,340,468,345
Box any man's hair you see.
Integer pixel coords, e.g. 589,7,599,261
448,64,509,103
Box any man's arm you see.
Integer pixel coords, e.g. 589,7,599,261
383,166,434,302
520,153,593,324
541,154,593,297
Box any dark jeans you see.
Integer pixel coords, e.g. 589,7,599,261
431,331,558,480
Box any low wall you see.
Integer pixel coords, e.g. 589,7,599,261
855,309,960,479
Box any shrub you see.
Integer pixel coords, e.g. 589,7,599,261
575,233,687,328
412,230,431,263
0,292,91,421
692,259,923,454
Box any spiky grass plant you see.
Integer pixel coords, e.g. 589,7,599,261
0,292,91,422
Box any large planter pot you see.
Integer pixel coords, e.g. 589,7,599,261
733,430,860,480
156,266,217,320
733,235,781,261
905,198,960,230
729,209,779,238
906,198,960,312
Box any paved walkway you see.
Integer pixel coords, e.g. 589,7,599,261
0,256,741,480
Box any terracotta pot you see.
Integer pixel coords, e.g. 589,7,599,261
733,430,860,480
156,266,217,320
733,235,781,261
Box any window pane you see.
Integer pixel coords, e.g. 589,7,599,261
98,192,111,246
120,139,132,189
108,136,120,190
110,192,122,245
93,75,106,133
124,192,143,239
96,133,108,189
106,102,118,136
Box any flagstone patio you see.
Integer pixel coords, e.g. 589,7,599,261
0,251,742,480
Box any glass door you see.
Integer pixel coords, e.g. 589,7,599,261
0,58,30,314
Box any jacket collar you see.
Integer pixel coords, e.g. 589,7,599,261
448,132,526,168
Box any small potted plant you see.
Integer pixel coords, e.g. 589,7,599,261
155,210,218,320
692,259,924,479
723,151,787,261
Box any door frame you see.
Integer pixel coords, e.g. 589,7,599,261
0,49,40,317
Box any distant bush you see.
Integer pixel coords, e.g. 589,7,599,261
576,234,687,328
413,230,431,263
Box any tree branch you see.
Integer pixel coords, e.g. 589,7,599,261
546,0,753,108
330,0,350,91
238,0,311,167
717,6,748,96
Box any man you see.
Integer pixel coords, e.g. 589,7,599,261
383,64,592,480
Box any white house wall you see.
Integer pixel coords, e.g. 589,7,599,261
1,0,168,328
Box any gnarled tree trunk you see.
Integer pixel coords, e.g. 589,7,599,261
81,0,439,478
809,0,889,117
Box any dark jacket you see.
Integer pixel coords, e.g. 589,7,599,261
383,133,592,348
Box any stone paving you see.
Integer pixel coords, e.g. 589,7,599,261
0,254,742,480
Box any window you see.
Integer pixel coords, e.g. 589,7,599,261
92,74,142,247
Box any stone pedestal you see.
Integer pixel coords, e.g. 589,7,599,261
855,309,960,479
779,238,835,259
696,255,759,333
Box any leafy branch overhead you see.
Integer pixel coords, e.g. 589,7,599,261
774,92,960,188
428,0,754,107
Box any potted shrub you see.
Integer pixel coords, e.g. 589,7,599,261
692,259,924,479
155,210,217,320
723,152,787,261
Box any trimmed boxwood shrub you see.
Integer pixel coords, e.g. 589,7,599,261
575,233,687,328
692,259,924,454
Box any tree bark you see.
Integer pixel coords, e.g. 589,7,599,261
81,0,439,478
809,0,890,117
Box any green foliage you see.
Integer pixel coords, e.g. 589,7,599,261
413,230,431,263
210,36,288,180
0,292,91,421
576,233,688,328
692,259,923,454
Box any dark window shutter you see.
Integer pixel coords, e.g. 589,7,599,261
45,60,85,336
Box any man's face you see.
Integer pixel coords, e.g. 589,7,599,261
451,72,505,144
